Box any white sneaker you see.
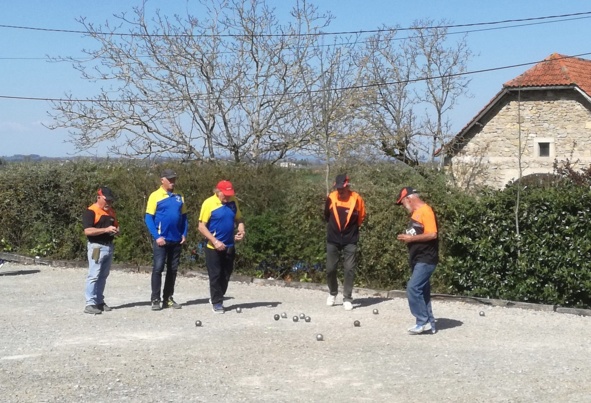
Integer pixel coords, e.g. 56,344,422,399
407,324,425,334
343,301,353,311
326,295,336,306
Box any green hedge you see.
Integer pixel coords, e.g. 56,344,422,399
440,184,591,308
1,160,590,308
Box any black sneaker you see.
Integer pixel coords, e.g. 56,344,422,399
151,299,162,311
98,303,112,312
84,305,102,315
163,297,182,309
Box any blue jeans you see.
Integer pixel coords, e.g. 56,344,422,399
407,262,436,326
326,242,357,301
85,242,114,306
151,240,182,301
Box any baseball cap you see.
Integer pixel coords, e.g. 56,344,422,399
216,180,235,196
334,174,350,189
160,169,177,179
98,186,116,201
396,187,418,205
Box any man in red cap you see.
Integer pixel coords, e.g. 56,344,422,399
324,174,366,311
198,180,246,313
82,186,119,315
396,186,439,335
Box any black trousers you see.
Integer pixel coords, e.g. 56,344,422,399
150,241,182,301
326,242,357,301
205,246,235,305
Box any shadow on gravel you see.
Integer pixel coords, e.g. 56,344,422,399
184,297,211,306
354,297,389,308
225,301,282,310
183,297,237,307
0,269,40,277
435,318,463,331
112,301,152,310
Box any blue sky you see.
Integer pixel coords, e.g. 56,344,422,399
1,0,591,157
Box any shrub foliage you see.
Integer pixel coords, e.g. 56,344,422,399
0,160,590,308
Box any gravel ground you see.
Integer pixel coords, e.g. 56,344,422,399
1,263,590,403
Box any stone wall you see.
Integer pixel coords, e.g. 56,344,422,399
449,90,591,188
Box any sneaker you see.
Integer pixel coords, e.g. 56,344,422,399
84,305,102,315
163,297,182,309
212,303,225,314
408,324,425,334
151,299,162,311
326,295,336,306
343,301,353,311
98,303,112,312
408,323,434,335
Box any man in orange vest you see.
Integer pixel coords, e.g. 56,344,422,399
324,174,366,311
82,187,119,315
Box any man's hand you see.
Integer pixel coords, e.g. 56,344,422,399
156,236,166,246
235,223,245,241
397,234,412,243
106,226,119,236
234,229,245,241
212,239,226,251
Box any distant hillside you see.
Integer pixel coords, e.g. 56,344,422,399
1,154,46,162
1,155,112,163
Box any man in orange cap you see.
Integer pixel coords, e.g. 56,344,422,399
82,186,119,315
396,186,439,335
198,180,245,314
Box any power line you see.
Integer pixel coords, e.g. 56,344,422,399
1,14,589,62
0,11,590,38
2,53,590,103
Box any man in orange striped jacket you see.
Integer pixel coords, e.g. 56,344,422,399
324,174,366,311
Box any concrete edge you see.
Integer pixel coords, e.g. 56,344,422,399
429,293,557,312
555,307,591,317
4,252,590,317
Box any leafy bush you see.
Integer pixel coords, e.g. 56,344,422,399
439,184,591,308
1,159,591,307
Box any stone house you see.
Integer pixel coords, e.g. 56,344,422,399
441,53,591,189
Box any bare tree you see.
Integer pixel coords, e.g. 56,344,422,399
358,27,421,166
297,32,363,192
47,0,331,163
410,19,472,165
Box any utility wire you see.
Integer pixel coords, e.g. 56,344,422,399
1,53,590,103
0,11,590,38
1,15,588,62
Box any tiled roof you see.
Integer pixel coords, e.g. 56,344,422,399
504,53,591,97
439,53,591,158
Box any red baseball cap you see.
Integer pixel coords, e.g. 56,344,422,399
216,180,235,196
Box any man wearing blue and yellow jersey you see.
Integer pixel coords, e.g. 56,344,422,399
198,180,245,314
82,186,119,315
145,169,188,311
